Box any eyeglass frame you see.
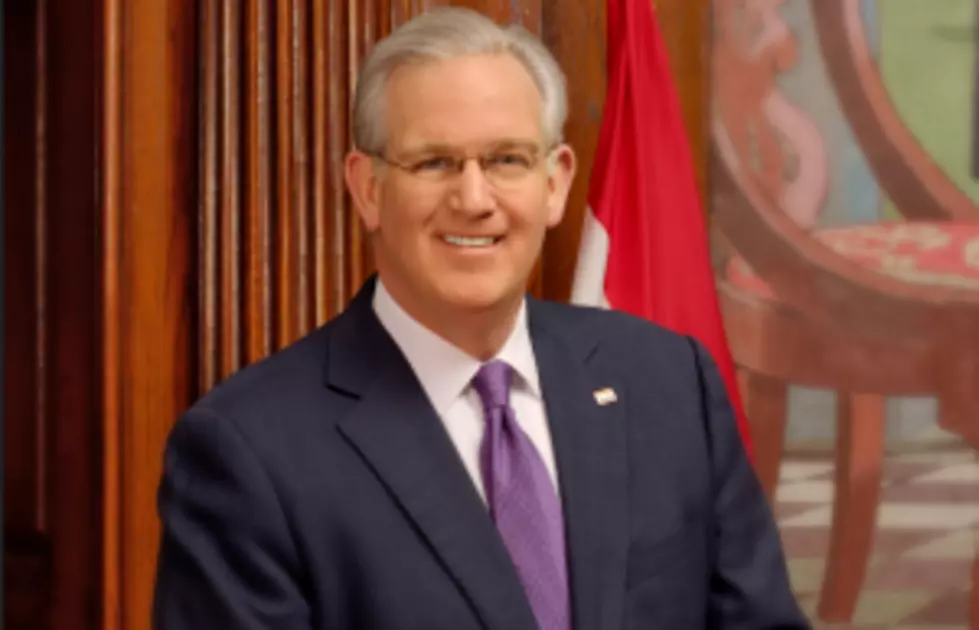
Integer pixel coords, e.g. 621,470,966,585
365,141,560,186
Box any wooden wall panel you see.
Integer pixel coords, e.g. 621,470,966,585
5,0,103,628
5,0,45,539
45,0,103,623
197,0,380,393
4,1,50,627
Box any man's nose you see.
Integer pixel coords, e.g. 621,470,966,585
449,159,495,214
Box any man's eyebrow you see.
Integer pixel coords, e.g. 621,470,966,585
398,143,456,156
487,139,540,150
397,138,541,156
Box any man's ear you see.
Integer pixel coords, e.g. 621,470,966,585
545,143,577,227
345,150,381,231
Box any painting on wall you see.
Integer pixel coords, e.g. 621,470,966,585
709,0,979,626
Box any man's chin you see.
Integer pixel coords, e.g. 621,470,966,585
435,281,519,314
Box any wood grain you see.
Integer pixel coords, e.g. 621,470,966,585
4,0,106,628
346,0,376,297
4,2,51,627
199,0,219,391
221,0,243,378
291,0,313,340
101,0,122,625
5,0,43,540
244,0,273,362
103,1,198,629
314,1,349,319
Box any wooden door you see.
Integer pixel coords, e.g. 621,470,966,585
3,1,708,629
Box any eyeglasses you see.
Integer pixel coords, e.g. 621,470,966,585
370,144,553,186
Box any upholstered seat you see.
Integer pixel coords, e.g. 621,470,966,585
728,222,979,298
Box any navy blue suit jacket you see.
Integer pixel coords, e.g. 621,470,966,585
152,278,810,629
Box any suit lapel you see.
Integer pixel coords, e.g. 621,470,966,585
529,300,631,630
327,280,538,630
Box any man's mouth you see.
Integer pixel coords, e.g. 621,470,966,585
441,235,502,247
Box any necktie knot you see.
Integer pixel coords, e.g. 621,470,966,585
472,360,513,411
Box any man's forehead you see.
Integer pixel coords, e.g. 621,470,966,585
384,55,542,116
387,51,538,89
383,54,544,151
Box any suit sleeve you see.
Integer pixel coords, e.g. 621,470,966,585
152,408,312,630
688,337,812,629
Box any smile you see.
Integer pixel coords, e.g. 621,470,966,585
441,235,501,247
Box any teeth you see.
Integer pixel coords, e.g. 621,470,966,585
443,235,496,247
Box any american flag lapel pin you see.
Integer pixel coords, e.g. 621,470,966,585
593,387,617,406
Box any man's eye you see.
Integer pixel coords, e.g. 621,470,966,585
413,156,456,171
487,153,532,168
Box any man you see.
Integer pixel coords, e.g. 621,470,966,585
152,7,809,630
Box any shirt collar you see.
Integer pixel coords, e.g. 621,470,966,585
372,277,540,416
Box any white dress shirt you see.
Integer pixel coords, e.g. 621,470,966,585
372,279,561,504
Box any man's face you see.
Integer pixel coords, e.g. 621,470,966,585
346,53,576,319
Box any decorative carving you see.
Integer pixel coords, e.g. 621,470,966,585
712,0,827,229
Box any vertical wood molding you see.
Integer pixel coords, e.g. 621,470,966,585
312,1,344,321
244,0,274,363
33,0,50,534
199,0,394,375
220,0,243,378
275,0,298,346
101,0,122,624
102,1,197,629
289,0,313,342
198,0,220,392
345,0,377,298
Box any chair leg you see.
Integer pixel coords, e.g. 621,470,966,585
938,393,979,452
739,370,788,501
941,387,979,627
971,550,979,630
817,393,885,622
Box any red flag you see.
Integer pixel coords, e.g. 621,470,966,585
570,0,752,456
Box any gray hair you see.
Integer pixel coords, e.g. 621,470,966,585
352,7,569,155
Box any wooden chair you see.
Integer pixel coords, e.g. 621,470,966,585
711,0,979,622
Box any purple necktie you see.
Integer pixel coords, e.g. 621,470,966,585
472,360,570,630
